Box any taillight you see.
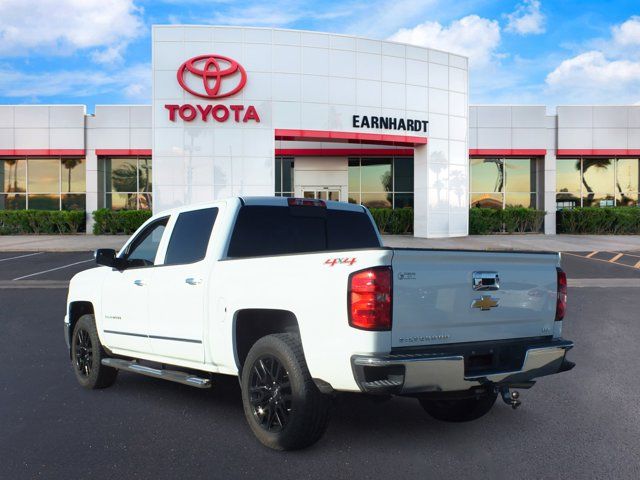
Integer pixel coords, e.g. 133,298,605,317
348,267,392,331
555,267,567,321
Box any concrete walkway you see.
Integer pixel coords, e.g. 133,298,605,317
0,233,638,252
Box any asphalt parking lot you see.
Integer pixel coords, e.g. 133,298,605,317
1,250,640,479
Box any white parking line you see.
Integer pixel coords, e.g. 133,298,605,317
0,252,44,263
13,259,93,281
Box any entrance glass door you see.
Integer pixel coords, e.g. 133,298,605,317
302,188,341,201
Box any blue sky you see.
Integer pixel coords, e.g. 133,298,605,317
1,0,639,112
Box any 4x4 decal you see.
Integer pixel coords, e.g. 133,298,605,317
325,257,357,267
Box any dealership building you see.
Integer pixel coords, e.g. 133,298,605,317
1,26,639,237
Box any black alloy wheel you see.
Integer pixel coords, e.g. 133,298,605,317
70,314,118,389
74,328,93,377
248,355,292,432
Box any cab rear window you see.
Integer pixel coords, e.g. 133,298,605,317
227,206,380,258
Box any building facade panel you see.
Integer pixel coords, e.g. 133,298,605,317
2,26,640,236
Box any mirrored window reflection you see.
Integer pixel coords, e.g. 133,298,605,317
505,159,536,193
348,158,413,209
470,193,503,209
0,194,26,209
28,158,59,193
138,158,152,192
556,157,639,209
61,158,85,193
506,193,536,208
1,157,85,211
274,157,294,197
103,156,153,210
556,159,582,193
470,157,538,209
616,158,639,193
582,158,614,195
361,159,392,192
471,158,504,193
348,159,360,194
1,159,26,193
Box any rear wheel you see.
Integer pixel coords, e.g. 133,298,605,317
71,314,118,389
418,390,497,422
241,333,331,450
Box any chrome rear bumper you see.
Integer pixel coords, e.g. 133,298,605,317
351,338,574,394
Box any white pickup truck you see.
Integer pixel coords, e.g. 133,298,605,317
65,197,574,450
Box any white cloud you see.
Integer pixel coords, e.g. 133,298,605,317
0,0,143,63
545,16,640,104
389,15,501,68
0,63,151,102
505,0,545,35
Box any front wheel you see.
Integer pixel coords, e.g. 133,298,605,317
418,390,497,422
71,314,118,389
240,333,331,450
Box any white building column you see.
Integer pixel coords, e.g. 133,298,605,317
85,149,98,235
413,144,428,237
543,150,557,234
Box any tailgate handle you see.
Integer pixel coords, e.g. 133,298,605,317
472,272,500,291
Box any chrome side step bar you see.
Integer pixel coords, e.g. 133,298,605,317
102,358,212,389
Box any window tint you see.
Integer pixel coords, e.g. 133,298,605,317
227,206,380,258
165,208,218,265
124,217,168,266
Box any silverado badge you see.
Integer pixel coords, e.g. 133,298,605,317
472,295,499,311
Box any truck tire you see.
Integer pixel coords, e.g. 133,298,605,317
240,333,331,450
71,314,118,389
418,390,497,422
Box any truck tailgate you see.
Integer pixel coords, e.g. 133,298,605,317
391,249,559,348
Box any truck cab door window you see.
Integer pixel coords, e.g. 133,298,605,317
123,217,168,267
164,207,218,265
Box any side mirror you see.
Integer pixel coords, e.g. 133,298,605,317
94,249,119,268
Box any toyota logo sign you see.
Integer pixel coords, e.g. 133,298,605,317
177,54,247,99
166,54,260,124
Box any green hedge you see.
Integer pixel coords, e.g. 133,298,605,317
469,207,546,234
557,207,640,234
92,209,152,235
0,210,86,234
369,207,414,234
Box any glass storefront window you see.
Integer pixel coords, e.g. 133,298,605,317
61,158,85,193
28,194,60,210
616,158,639,194
0,193,26,209
506,193,536,208
471,158,504,193
62,194,86,211
505,159,536,193
27,158,59,194
471,193,503,209
556,159,582,193
103,156,153,210
348,159,360,193
0,157,85,211
582,158,614,196
361,192,392,208
348,158,413,209
361,159,392,193
556,157,639,209
1,159,26,193
470,157,537,209
274,157,294,196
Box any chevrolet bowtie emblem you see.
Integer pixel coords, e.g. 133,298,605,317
472,295,499,310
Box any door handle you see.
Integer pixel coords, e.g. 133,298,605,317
185,277,202,285
133,279,145,287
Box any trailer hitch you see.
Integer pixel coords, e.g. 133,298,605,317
498,386,522,409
